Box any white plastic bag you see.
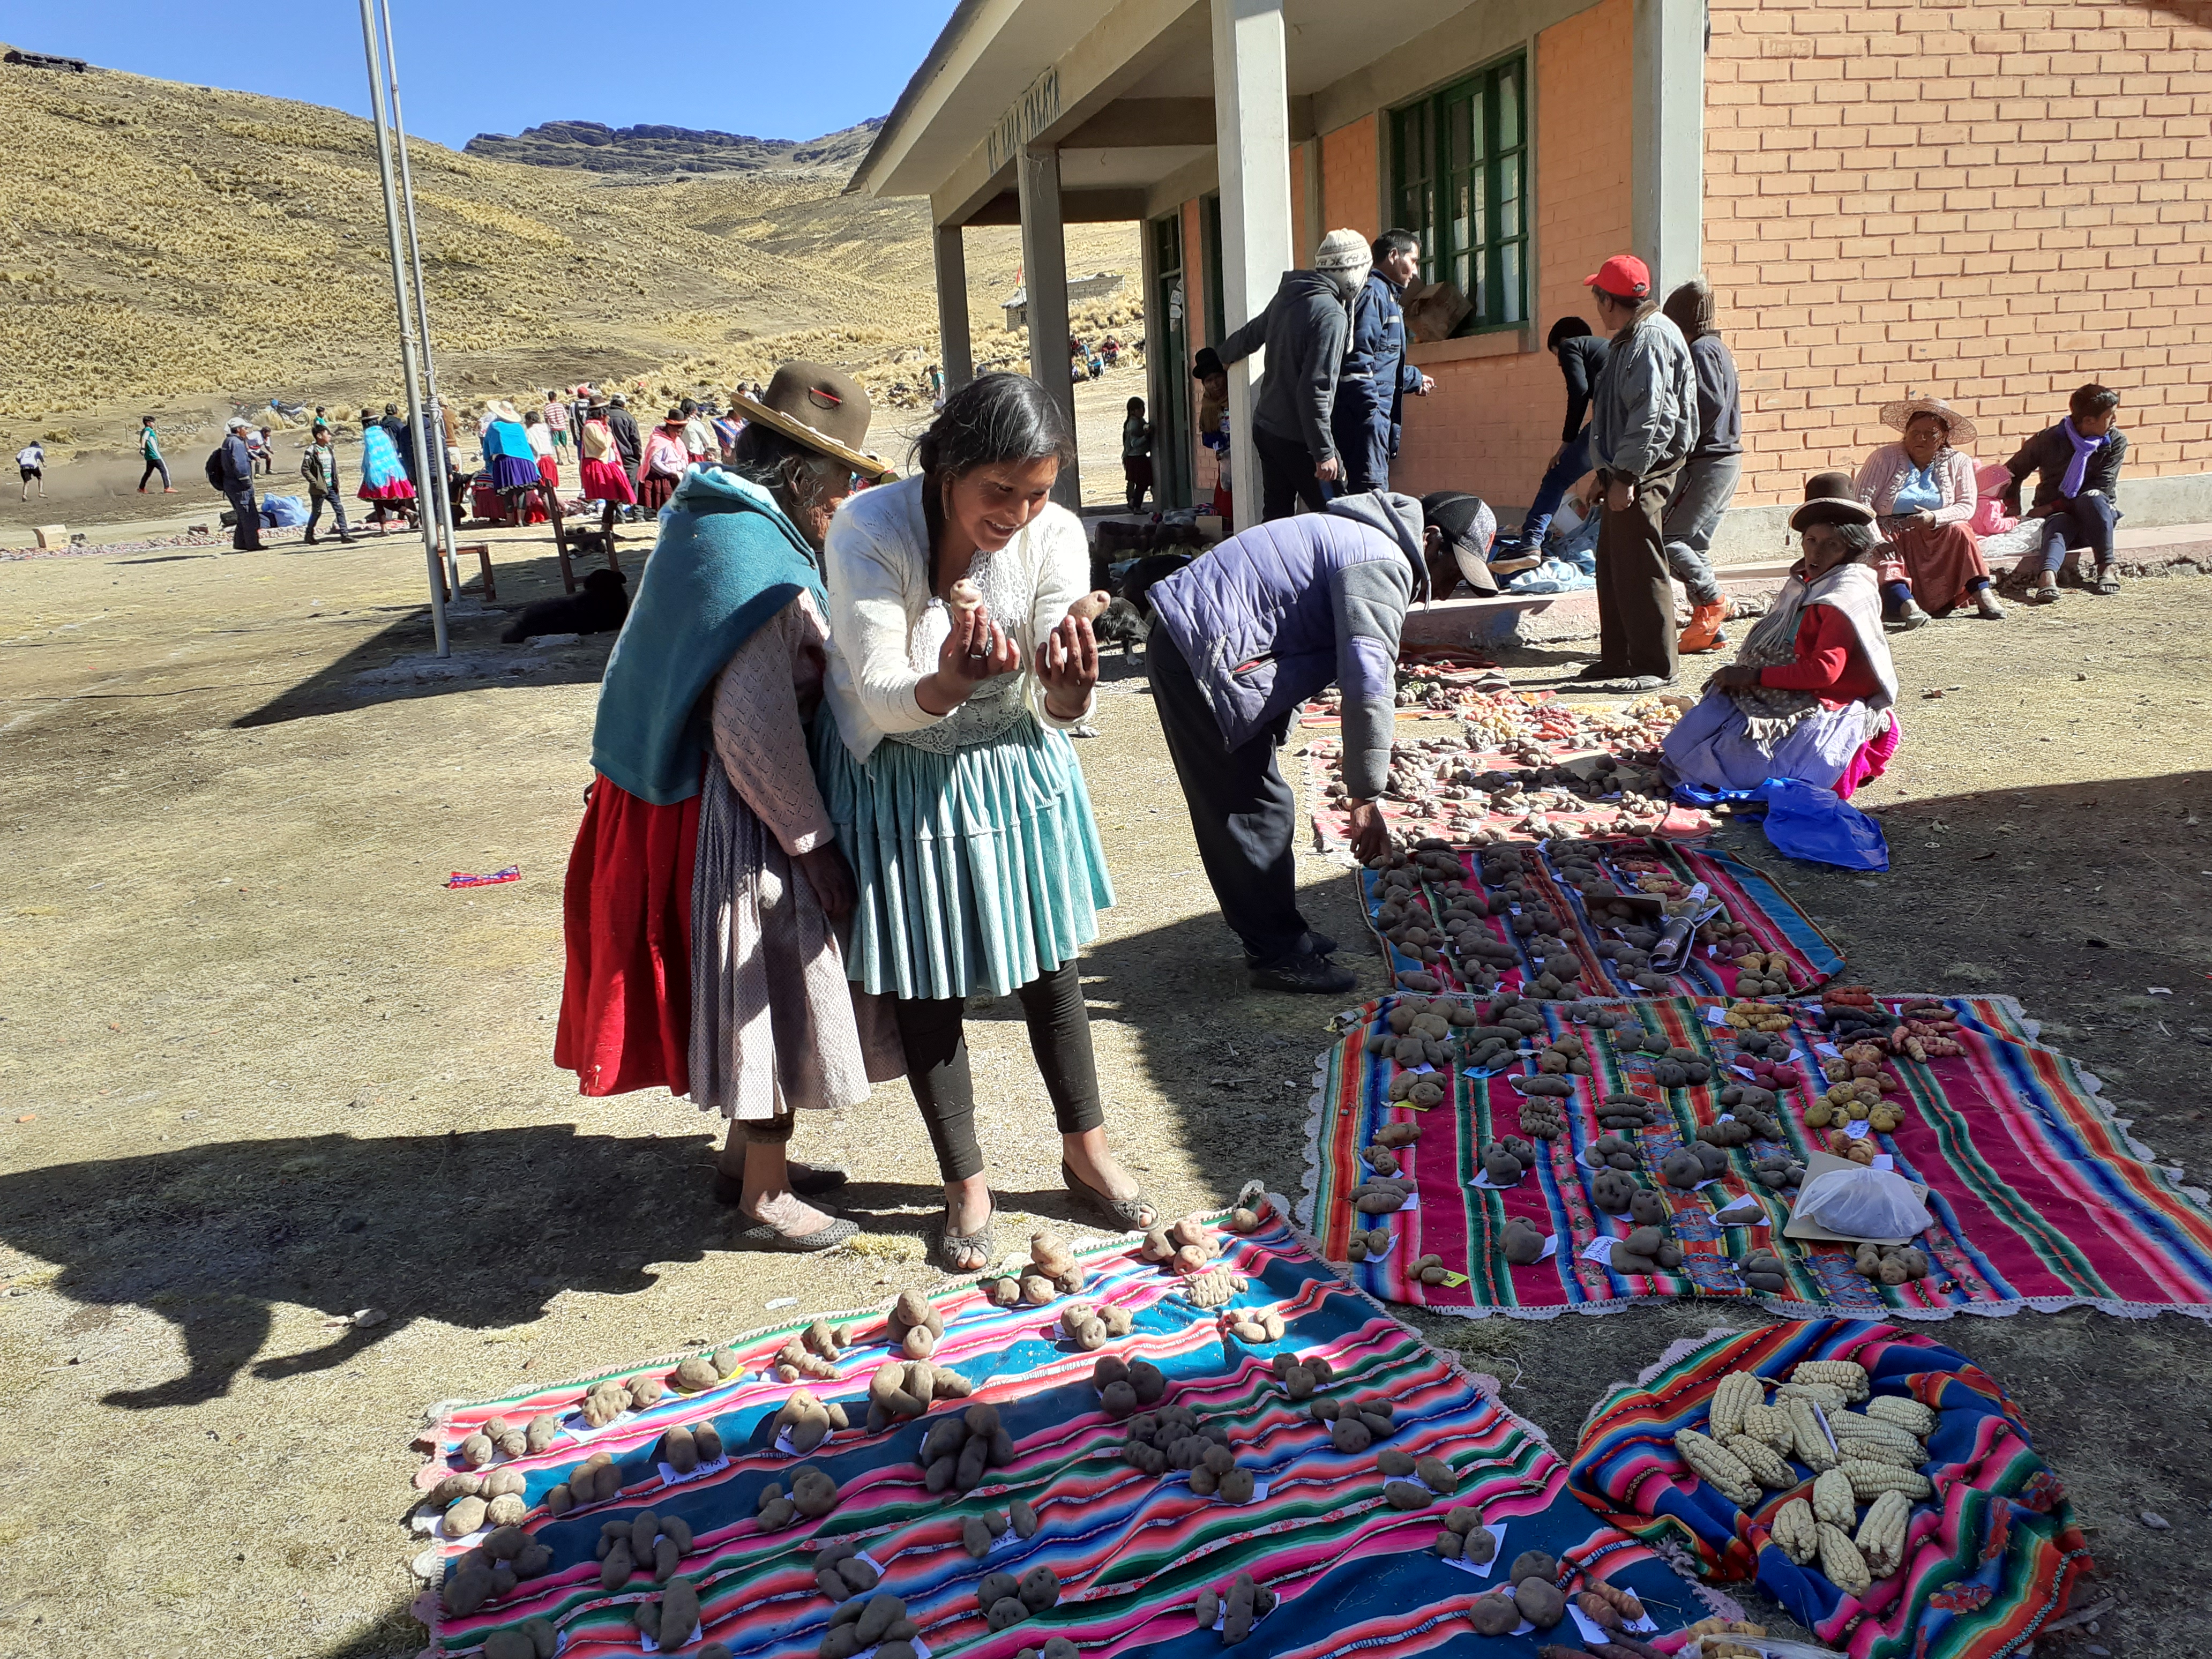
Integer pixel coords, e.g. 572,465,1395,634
1795,1165,1931,1240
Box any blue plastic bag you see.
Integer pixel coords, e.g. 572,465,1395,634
260,494,309,527
1755,776,1889,871
1669,776,1889,871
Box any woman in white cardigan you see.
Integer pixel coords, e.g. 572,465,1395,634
812,373,1156,1268
1853,395,2002,627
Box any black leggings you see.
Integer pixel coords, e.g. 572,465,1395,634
893,959,1103,1183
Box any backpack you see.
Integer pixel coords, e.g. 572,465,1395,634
204,446,227,490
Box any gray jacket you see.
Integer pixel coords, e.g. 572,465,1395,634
1216,268,1354,466
1589,311,1696,482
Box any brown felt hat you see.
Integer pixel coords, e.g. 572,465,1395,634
731,361,894,481
1789,470,1878,532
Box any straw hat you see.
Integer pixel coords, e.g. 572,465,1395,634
486,399,522,425
731,361,894,481
1878,394,1976,446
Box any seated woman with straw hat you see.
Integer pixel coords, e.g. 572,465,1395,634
1662,473,1900,798
1854,393,2002,627
557,362,901,1249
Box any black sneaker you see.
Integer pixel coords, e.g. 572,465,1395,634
1298,929,1339,958
1572,661,1631,682
1249,953,1358,995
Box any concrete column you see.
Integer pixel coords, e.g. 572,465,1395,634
1016,144,1082,512
933,222,974,392
1210,0,1294,530
1633,0,1705,296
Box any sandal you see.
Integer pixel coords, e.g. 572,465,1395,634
937,1192,997,1273
712,1161,850,1206
2028,579,2060,605
2091,565,2122,595
733,1207,860,1253
1063,1159,1157,1232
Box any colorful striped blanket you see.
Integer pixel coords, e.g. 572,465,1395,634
1361,840,1843,1002
413,1217,1692,1659
1299,992,2212,1321
1570,1319,2090,1659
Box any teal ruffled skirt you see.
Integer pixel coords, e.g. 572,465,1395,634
811,710,1114,1000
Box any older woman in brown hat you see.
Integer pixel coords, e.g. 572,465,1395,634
557,362,900,1249
1854,394,2002,627
1663,472,1901,796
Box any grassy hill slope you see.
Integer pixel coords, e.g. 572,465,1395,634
0,56,1138,487
463,117,882,175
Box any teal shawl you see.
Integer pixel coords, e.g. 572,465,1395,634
589,466,826,805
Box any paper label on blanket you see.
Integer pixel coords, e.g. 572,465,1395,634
1436,1271,1469,1288
1872,1153,1895,1171
1469,1169,1521,1191
1212,1604,1275,1634
1439,1519,1507,1579
1703,1005,1729,1025
1815,1041,1841,1059
775,1426,836,1457
1568,1603,1661,1644
854,1643,932,1659
1358,1233,1400,1262
1494,1583,1536,1636
414,1509,490,1545
1580,1236,1617,1265
1412,1064,1436,1075
1845,1118,1871,1140
561,1406,637,1437
638,1623,704,1653
657,1453,731,1488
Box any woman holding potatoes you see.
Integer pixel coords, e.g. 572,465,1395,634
1662,472,1900,796
813,372,1155,1268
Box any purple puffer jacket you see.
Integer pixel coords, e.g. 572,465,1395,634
1148,491,1425,799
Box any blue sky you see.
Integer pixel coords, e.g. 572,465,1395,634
0,0,956,151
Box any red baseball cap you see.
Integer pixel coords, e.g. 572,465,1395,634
1583,254,1651,299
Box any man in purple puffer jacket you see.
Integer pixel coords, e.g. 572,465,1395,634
1148,490,1488,993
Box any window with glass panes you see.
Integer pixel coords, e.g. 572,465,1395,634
1389,55,1528,333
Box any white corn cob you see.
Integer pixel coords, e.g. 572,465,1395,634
1739,1401,1796,1453
1775,1380,1848,1412
1829,1411,1924,1454
1789,1359,1869,1401
1840,1459,1932,1501
1771,1497,1820,1565
1787,1396,1840,1473
1710,1370,1765,1441
1674,1428,1761,1508
1863,1396,1936,1439
1723,1433,1796,1490
1856,1489,1910,1579
1811,1466,1857,1529
1817,1521,1872,1597
1837,1435,1922,1471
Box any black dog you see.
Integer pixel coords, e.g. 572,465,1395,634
501,567,628,643
1117,551,1194,621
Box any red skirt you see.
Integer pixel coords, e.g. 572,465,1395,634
554,775,698,1097
639,474,677,512
579,458,636,504
536,456,561,490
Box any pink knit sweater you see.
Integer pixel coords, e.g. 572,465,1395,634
1853,444,1976,526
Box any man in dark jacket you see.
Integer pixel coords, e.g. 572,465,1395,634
606,394,643,495
1214,228,1370,521
1497,317,1612,555
1147,491,1489,994
220,417,264,551
2004,383,2128,597
379,401,417,483
1660,276,1740,653
1332,229,1435,494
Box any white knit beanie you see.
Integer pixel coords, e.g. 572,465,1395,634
1313,228,1370,274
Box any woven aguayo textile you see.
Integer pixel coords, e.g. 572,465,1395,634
412,1215,1691,1659
1361,840,1843,1001
1570,1319,2089,1659
1298,993,2212,1320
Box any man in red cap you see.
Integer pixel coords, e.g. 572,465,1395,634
1578,253,1695,691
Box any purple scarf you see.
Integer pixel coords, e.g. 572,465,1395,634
2060,420,2108,498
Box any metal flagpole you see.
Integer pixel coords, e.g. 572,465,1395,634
375,0,461,600
357,0,449,656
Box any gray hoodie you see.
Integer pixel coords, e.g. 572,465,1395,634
1215,267,1356,466
1589,310,1697,482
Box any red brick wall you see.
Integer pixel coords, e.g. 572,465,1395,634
1705,0,2212,504
1389,0,1636,503
1321,116,1380,241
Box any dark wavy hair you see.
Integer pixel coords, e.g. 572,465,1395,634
915,372,1074,584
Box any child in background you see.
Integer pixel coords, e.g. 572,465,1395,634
1121,396,1153,512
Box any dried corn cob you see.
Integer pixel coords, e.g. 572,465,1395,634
1674,1428,1761,1508
1811,1466,1856,1529
1723,1433,1796,1490
1739,1401,1796,1453
1863,1396,1935,1439
1840,1459,1931,1501
1710,1370,1765,1441
1817,1521,1872,1597
1855,1489,1910,1579
1828,1412,1923,1455
1788,1359,1869,1401
1775,1379,1847,1413
1786,1395,1839,1473
1770,1497,1819,1565
1836,1434,1922,1471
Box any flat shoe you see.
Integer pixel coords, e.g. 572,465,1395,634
711,1160,850,1206
1602,675,1674,694
1063,1159,1157,1231
733,1210,858,1253
937,1192,998,1272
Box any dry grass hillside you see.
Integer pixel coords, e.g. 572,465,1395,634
0,53,1138,515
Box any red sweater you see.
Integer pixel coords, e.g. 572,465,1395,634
1755,606,1882,707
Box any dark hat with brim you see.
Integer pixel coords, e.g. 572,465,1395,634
1790,470,1877,532
730,361,894,481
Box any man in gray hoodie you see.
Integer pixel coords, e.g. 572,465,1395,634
1213,228,1371,522
1581,253,1696,690
1146,490,1488,994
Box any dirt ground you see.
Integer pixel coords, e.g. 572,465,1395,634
2,534,2208,1657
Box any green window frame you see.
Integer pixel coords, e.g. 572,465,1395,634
1389,53,1528,334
